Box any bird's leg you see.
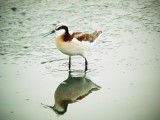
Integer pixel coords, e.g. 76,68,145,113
85,57,88,71
69,56,71,70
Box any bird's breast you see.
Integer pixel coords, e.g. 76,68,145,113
55,37,85,56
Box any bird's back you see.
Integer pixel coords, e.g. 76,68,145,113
72,30,102,43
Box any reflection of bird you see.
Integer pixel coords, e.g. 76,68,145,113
42,71,101,115
45,25,102,71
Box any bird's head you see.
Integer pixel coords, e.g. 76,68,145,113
44,25,69,37
55,25,68,31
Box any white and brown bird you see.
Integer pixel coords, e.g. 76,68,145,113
45,25,102,71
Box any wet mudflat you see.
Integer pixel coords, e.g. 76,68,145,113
0,0,160,120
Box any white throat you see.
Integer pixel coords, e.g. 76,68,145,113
56,29,66,36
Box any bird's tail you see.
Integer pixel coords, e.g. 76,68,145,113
92,30,102,40
89,30,102,45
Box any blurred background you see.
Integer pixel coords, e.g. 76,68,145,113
0,0,160,120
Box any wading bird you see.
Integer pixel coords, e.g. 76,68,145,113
45,25,102,71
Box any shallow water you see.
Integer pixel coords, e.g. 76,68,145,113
0,0,160,120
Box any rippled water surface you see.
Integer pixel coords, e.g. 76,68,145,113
0,0,160,120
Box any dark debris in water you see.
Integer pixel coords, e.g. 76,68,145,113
23,46,29,49
10,111,14,114
21,12,26,16
19,21,23,24
25,98,30,101
11,7,17,11
52,23,57,26
0,53,6,55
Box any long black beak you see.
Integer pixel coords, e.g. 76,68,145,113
43,30,55,37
